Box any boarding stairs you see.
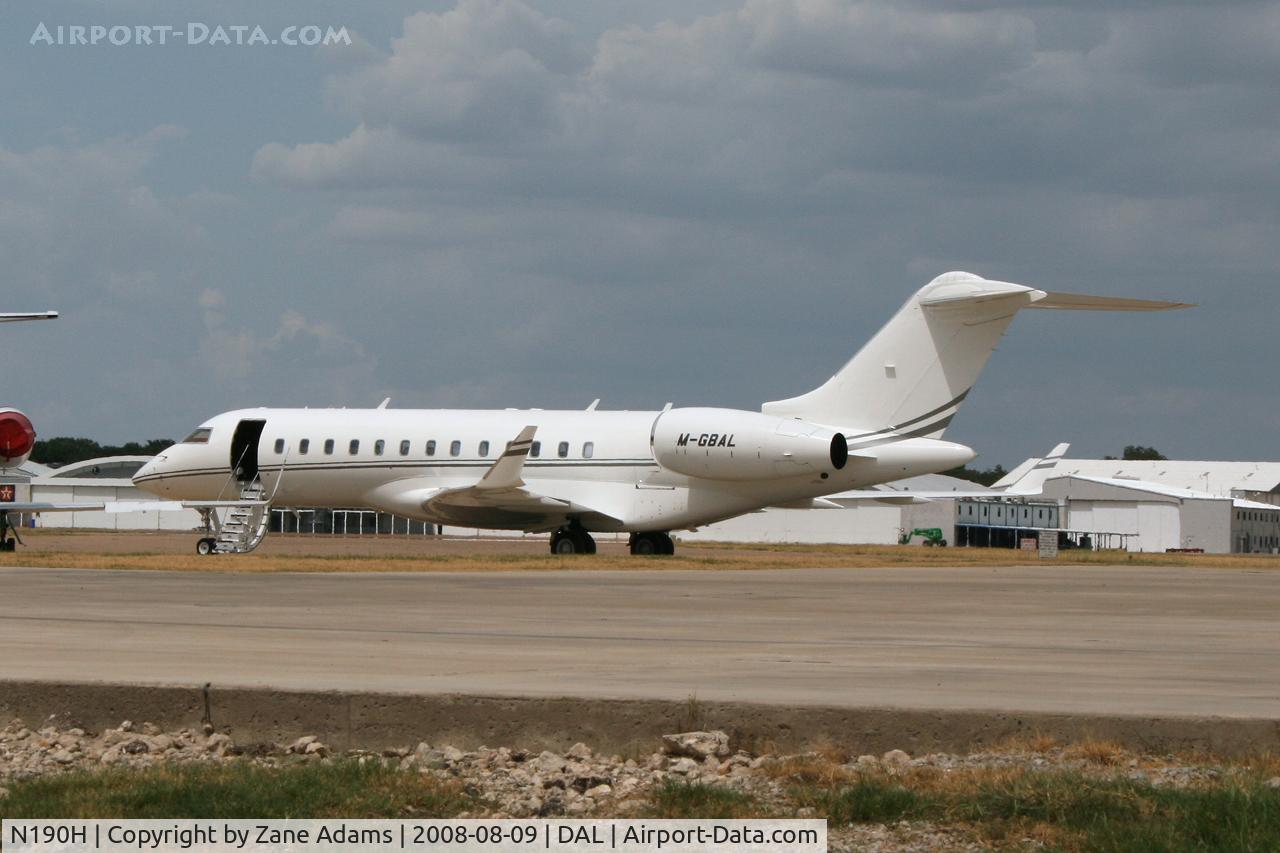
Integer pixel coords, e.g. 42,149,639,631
212,477,272,554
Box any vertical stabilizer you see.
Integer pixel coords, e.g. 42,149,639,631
763,272,1188,437
763,272,1036,436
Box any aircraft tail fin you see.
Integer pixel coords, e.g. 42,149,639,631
762,272,1188,438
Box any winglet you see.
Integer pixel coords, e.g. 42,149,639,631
477,426,538,490
992,442,1070,494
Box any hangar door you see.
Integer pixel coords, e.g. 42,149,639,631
1068,500,1179,552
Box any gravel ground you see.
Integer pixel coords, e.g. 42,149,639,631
4,720,1269,852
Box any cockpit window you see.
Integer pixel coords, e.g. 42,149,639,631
183,428,212,444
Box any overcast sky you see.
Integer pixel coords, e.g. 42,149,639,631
4,0,1278,466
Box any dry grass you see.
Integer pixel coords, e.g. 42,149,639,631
1063,739,1130,767
998,732,1062,754
4,532,1280,573
761,755,859,787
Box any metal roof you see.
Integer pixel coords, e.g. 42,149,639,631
1052,460,1280,496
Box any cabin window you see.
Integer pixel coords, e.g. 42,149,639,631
323,439,335,455
450,440,461,457
299,439,310,455
478,440,490,457
400,440,410,456
349,439,360,455
557,441,569,458
582,441,594,459
182,428,212,444
374,440,385,456
274,438,285,454
530,441,541,458
426,440,436,456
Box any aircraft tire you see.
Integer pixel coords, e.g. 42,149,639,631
552,528,593,555
630,534,657,556
630,532,673,556
196,537,216,556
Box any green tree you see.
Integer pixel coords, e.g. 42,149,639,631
31,437,103,466
1122,445,1167,461
32,437,174,467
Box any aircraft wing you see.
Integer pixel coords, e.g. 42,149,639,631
0,501,106,513
105,500,189,513
0,312,58,323
366,426,624,532
828,489,992,505
2,500,192,514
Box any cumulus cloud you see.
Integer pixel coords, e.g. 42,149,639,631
15,0,1271,461
0,127,204,305
197,291,378,400
238,0,1280,462
325,0,585,144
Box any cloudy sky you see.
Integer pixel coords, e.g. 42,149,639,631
4,0,1278,466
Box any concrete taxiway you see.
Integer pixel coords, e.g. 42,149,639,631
1,563,1277,719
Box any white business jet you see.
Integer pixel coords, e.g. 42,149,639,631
132,272,1188,556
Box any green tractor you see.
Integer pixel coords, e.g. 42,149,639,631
899,527,948,547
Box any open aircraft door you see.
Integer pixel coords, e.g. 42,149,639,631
230,419,266,483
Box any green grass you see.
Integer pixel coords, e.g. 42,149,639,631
0,760,475,819
814,779,933,823
645,781,757,819
5,759,1280,853
794,771,1280,852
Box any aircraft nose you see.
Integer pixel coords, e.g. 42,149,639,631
132,455,164,487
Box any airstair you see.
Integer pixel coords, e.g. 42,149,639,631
212,477,271,554
189,475,275,555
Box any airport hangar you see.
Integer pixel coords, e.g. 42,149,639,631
6,454,1280,554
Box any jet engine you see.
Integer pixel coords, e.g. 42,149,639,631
0,409,36,468
651,407,847,481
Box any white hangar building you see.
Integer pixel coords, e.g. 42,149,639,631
965,456,1280,554
680,474,983,545
18,457,201,531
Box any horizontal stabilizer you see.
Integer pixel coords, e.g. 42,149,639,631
1030,292,1193,312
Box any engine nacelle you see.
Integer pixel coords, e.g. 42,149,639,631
0,408,36,468
651,407,847,481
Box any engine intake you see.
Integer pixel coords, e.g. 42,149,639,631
652,407,847,481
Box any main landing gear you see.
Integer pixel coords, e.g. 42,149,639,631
629,531,674,556
548,523,676,556
0,511,19,552
550,522,596,555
